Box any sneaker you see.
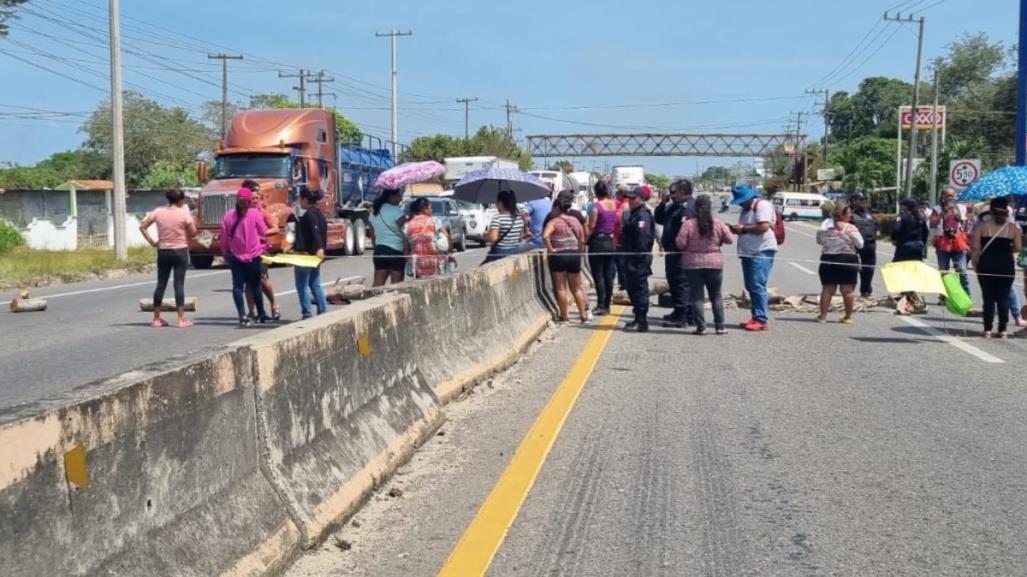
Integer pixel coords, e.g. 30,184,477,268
663,319,686,328
637,322,650,333
585,310,594,322
740,318,759,330
593,307,608,317
715,328,728,335
239,317,252,327
860,292,872,298
662,312,683,322
744,321,769,332
625,320,638,329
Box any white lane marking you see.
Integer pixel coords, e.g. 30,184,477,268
274,275,363,297
785,224,817,238
0,271,225,306
788,262,817,275
899,316,1004,364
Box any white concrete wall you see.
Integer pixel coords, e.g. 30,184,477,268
106,214,155,249
23,217,78,251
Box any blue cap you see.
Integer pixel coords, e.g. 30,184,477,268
730,184,760,206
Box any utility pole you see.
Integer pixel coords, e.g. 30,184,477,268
457,97,478,139
929,66,941,207
208,53,243,139
885,11,926,199
805,88,830,163
279,69,307,107
306,70,335,108
791,111,806,191
375,29,413,158
1017,0,1027,165
109,0,127,261
504,99,519,137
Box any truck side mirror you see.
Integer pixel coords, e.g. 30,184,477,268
197,160,207,183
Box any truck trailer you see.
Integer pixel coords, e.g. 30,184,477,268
190,109,393,267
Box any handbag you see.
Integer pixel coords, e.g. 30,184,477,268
432,218,450,254
1018,246,1027,269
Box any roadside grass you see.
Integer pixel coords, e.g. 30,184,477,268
0,246,155,287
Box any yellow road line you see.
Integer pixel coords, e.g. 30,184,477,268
435,305,623,577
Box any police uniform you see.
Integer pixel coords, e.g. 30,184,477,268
655,195,695,324
622,197,656,331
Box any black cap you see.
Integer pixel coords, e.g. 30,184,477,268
849,192,866,200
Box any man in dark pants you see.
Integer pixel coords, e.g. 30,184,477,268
622,185,656,332
654,178,696,327
849,192,878,298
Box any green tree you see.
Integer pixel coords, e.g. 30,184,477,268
0,0,26,37
401,126,533,170
139,160,201,189
245,93,362,144
829,77,912,140
0,149,107,189
80,91,214,187
837,136,897,205
644,173,671,191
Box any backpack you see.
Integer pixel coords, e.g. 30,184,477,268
756,199,786,246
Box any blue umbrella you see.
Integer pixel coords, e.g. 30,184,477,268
957,166,1027,201
453,167,551,204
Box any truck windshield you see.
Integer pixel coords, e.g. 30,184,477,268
213,154,291,180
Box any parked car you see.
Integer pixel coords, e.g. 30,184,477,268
402,196,468,251
454,199,491,247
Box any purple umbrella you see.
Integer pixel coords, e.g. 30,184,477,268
374,160,445,190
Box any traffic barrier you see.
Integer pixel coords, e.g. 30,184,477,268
0,348,301,577
383,252,557,402
0,252,558,577
235,294,442,546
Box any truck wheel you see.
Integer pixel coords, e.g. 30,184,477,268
353,219,367,255
343,221,356,256
191,254,213,269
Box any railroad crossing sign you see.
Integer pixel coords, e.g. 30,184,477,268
900,106,946,129
949,159,981,191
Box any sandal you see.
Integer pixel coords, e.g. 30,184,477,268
815,316,827,324
151,318,168,328
998,331,1008,340
272,307,282,321
176,318,194,328
983,331,992,339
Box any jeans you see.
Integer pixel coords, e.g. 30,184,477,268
857,245,876,296
154,248,189,308
227,255,265,320
685,268,724,331
587,236,616,309
1012,285,1023,320
740,251,776,323
482,245,522,265
937,250,970,295
294,264,327,319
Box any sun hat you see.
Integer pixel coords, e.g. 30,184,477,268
729,184,760,206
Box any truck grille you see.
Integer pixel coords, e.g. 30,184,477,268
200,192,236,227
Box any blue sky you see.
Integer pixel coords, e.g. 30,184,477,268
0,0,1020,176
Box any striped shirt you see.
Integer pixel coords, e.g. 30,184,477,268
489,213,525,249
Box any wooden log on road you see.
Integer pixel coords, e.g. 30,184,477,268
139,297,198,312
10,297,47,312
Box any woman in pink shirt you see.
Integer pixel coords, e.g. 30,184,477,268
221,187,270,326
140,188,197,328
676,195,735,335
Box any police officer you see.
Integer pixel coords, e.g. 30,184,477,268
849,192,878,298
655,178,696,327
622,185,656,332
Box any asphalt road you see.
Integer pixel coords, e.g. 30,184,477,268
0,247,489,412
284,222,1027,577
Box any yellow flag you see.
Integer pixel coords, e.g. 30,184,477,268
261,253,324,269
881,261,946,294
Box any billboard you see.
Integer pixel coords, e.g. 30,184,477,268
900,106,946,130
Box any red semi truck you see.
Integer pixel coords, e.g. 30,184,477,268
189,108,393,268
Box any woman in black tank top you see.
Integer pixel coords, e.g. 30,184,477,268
971,198,1024,338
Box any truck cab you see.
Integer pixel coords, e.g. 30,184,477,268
190,109,393,268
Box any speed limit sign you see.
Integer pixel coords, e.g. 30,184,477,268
949,159,981,191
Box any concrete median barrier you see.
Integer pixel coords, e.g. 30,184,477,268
385,252,556,402
0,349,300,577
0,252,558,577
235,294,442,546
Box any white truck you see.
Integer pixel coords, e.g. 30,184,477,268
612,165,645,188
444,156,519,184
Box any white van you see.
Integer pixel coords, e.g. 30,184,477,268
772,192,830,221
